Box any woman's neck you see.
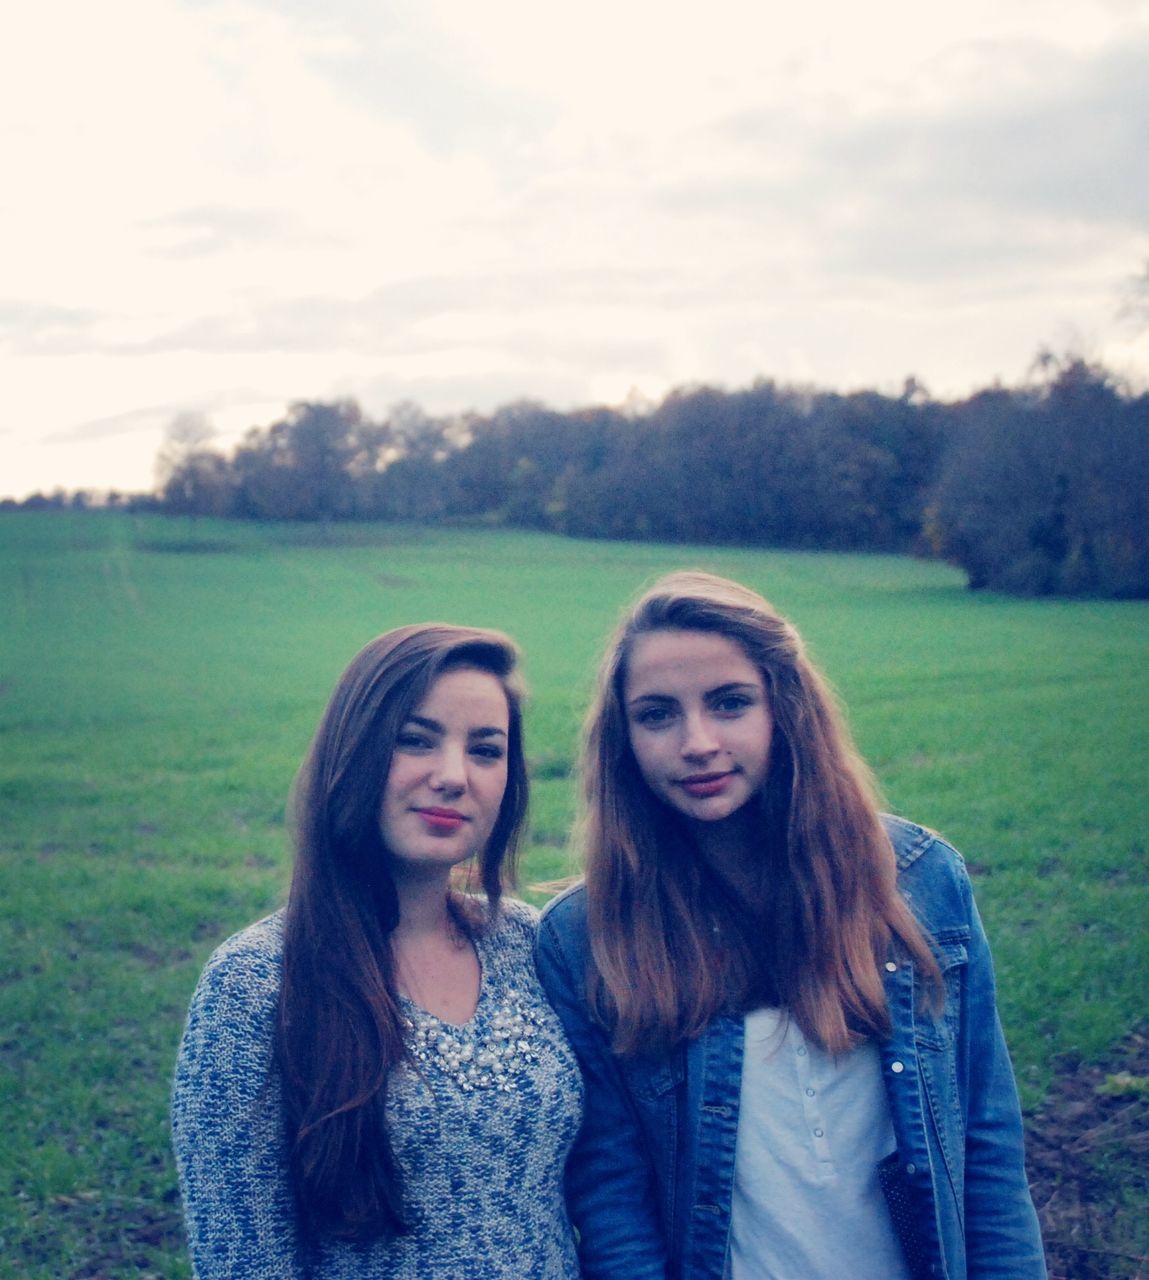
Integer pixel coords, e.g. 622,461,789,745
390,871,480,1024
391,868,457,941
688,808,760,884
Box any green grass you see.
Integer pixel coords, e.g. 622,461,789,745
2,510,1147,1277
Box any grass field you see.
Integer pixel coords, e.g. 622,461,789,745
2,510,1147,1278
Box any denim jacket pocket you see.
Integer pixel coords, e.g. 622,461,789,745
915,937,969,1052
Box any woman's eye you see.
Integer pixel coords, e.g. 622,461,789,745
635,706,674,728
396,731,432,751
713,695,751,715
470,744,505,761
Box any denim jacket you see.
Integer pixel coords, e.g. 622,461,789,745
535,816,1047,1280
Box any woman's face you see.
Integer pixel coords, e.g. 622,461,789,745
378,666,510,880
623,628,773,829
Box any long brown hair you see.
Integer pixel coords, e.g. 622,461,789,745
582,570,940,1057
276,624,528,1240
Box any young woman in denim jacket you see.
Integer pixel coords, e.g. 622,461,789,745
536,571,1046,1280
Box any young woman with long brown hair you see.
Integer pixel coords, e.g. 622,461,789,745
172,624,582,1278
536,571,1045,1279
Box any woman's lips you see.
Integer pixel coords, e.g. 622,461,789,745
678,772,734,798
414,807,467,832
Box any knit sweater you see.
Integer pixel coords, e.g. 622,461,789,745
171,900,583,1279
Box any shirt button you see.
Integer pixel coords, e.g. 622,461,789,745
813,1128,824,1138
805,1088,815,1097
797,1046,807,1056
885,961,898,972
891,1061,905,1073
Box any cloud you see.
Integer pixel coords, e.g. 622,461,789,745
42,404,192,445
42,389,281,444
694,30,1149,282
287,3,553,159
823,34,1149,226
0,302,101,355
140,205,325,259
83,265,687,357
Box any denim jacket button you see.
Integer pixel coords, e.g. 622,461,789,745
905,1162,916,1175
885,961,898,972
891,1060,905,1073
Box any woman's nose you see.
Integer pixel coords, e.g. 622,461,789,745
430,743,467,793
680,711,719,758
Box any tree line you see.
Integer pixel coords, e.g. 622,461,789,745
12,354,1147,598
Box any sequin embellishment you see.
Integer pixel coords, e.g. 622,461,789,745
404,992,542,1092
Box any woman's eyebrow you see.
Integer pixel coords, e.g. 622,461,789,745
629,681,758,706
404,715,507,739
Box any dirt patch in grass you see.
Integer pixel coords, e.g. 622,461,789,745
67,1202,186,1280
14,1187,186,1280
1028,1025,1149,1279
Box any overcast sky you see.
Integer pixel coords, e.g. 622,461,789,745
2,0,1147,499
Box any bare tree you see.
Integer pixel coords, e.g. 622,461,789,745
155,411,217,492
1118,259,1149,334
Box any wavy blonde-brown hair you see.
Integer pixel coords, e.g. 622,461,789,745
582,570,939,1057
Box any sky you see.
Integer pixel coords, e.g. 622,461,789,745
2,0,1148,500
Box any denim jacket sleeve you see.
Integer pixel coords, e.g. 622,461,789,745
536,886,670,1280
954,866,1047,1278
891,821,1046,1280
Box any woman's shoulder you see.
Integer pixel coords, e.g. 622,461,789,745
883,814,975,925
176,913,287,1093
484,896,540,950
535,881,590,977
189,911,286,1017
538,879,587,928
470,898,545,989
882,812,954,863
204,910,285,971
883,814,967,873
499,894,541,925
